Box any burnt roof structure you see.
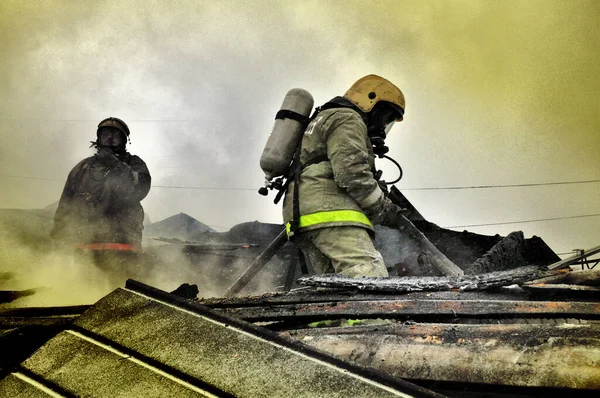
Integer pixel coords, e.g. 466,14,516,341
0,281,439,397
1,271,600,397
1,188,598,396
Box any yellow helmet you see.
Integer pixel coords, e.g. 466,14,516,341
343,74,405,121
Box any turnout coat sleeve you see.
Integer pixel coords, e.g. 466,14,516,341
323,110,391,220
108,155,151,203
50,159,89,240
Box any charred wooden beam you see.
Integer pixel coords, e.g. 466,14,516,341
284,322,600,390
224,228,288,297
214,298,600,322
521,283,600,299
297,265,562,292
150,237,259,250
285,321,600,341
526,269,600,287
197,288,536,308
464,231,527,274
391,214,464,276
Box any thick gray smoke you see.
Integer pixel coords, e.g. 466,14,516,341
0,1,598,305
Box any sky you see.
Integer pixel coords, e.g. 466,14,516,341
1,0,599,256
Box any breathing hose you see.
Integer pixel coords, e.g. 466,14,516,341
381,155,403,185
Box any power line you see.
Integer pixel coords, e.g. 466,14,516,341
151,185,256,191
0,174,63,181
445,213,600,229
0,175,257,190
2,173,599,191
2,171,599,228
0,118,192,122
401,179,600,191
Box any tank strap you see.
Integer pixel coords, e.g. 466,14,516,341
275,109,310,125
301,154,328,169
273,154,328,205
275,106,326,240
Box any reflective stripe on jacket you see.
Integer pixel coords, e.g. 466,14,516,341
285,209,373,235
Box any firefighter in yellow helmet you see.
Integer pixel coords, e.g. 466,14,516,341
282,74,406,278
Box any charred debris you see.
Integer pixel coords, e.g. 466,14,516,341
1,187,599,396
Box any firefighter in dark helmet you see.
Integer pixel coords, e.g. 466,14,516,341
283,75,406,278
51,117,151,281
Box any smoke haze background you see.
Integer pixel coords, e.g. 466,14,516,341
1,0,598,257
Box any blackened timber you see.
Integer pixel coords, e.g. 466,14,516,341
224,228,288,297
521,284,600,298
525,269,600,286
149,237,259,250
393,214,464,276
465,231,527,274
286,322,600,342
285,323,600,390
297,265,561,292
213,299,600,322
197,289,537,309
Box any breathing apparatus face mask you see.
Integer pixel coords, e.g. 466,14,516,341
367,105,401,157
98,128,125,150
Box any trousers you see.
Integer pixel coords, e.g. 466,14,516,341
296,226,388,278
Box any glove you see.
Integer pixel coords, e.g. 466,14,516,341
96,147,120,167
377,180,389,196
374,202,407,228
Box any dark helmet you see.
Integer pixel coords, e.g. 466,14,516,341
95,117,130,150
97,117,130,137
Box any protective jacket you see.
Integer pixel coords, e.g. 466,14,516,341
282,107,393,235
51,150,151,247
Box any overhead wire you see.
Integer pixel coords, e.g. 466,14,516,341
445,213,600,229
401,179,600,190
151,185,256,191
0,118,192,122
2,173,599,228
2,173,599,191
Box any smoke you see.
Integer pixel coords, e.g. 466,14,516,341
0,218,260,306
0,0,598,263
0,218,113,307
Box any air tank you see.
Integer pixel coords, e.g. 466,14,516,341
260,88,314,181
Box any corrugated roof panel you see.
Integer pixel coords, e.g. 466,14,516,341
0,284,438,398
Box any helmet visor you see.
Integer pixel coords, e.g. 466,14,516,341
99,128,124,147
383,120,396,137
381,107,402,137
